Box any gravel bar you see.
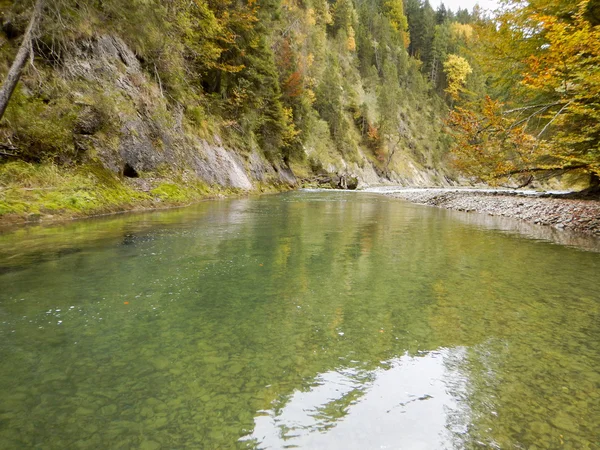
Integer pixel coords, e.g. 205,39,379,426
373,188,600,236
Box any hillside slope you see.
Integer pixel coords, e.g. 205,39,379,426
0,0,458,222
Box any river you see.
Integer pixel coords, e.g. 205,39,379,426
0,191,599,449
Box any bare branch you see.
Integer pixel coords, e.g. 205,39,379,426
502,102,563,115
536,101,572,139
154,64,164,98
494,164,589,178
281,18,301,37
507,104,554,130
0,0,45,121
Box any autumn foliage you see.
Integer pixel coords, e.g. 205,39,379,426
448,0,600,187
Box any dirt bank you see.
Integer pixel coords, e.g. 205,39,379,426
378,189,600,236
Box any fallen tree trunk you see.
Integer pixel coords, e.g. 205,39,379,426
0,0,45,121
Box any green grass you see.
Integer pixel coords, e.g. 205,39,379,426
0,161,147,217
150,179,223,202
0,161,256,223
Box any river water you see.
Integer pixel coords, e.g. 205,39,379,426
0,191,599,449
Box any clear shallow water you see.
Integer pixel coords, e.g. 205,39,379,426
0,191,599,449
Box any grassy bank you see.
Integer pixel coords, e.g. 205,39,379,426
0,161,284,226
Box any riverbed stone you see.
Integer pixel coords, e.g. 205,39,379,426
140,406,155,418
384,189,600,236
152,356,170,370
550,412,579,433
139,440,161,450
99,404,118,416
157,413,170,427
75,407,96,416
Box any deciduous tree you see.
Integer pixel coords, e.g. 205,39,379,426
448,0,600,188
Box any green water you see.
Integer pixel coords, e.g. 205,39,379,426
0,192,599,449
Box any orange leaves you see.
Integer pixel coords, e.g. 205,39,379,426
447,103,483,141
516,1,600,172
447,97,550,183
363,123,386,161
522,56,554,90
521,3,600,95
347,33,356,52
283,71,303,98
367,123,380,142
447,0,600,184
366,123,384,160
277,38,305,99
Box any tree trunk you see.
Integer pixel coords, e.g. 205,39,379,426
589,172,600,192
0,0,44,121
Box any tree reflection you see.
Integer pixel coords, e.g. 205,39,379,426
0,192,598,448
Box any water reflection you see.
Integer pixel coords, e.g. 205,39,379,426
0,192,599,449
0,198,255,273
442,207,600,252
243,349,470,449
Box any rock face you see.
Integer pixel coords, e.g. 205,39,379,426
58,35,448,192
62,35,296,190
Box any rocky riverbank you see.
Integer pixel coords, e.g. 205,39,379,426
375,188,600,236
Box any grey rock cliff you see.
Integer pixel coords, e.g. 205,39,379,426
62,35,296,189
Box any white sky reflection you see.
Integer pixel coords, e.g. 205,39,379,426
241,348,471,450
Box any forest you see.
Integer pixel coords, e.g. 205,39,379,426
1,3,600,448
0,0,598,218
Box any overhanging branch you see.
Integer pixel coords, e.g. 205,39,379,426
494,164,589,178
502,102,564,115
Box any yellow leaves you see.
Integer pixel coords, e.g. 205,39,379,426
447,89,595,184
347,36,356,52
304,88,316,105
347,26,356,52
444,0,600,184
384,0,409,47
450,23,473,41
443,54,473,100
511,0,600,174
230,86,249,107
281,106,300,146
324,2,333,25
522,2,600,95
307,8,316,26
385,0,408,32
